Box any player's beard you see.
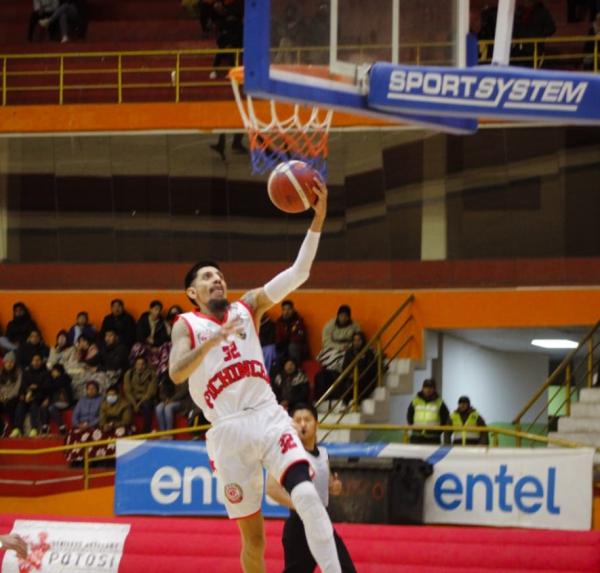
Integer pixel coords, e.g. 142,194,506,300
208,298,230,315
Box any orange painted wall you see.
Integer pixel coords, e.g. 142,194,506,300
1,288,599,360
0,487,115,517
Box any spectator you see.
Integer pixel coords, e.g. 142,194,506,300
583,13,600,69
124,356,158,434
209,0,244,79
166,304,184,328
41,363,73,435
39,0,86,43
71,380,102,430
28,0,59,41
99,329,129,387
314,305,361,401
66,311,96,347
47,329,75,370
275,300,308,366
339,332,377,405
12,354,50,438
450,396,489,446
0,302,38,352
101,299,136,350
155,379,193,436
0,352,22,438
271,358,310,411
259,314,277,375
512,0,556,67
130,300,171,379
406,379,451,445
68,333,105,399
100,386,132,434
17,329,49,369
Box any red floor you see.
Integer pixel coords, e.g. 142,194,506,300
1,514,599,572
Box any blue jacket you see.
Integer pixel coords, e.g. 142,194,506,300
72,395,102,427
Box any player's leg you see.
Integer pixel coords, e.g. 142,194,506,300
237,512,266,573
283,464,341,573
206,421,266,571
262,405,341,573
333,530,356,573
282,514,316,573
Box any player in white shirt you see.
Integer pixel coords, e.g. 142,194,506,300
169,179,342,573
267,403,356,573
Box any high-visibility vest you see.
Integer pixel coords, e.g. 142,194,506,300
412,396,442,435
451,409,481,445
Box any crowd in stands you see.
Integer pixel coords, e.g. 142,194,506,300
0,298,379,445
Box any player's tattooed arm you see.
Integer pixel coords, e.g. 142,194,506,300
169,317,243,384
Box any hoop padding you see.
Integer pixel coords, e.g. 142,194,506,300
229,68,333,178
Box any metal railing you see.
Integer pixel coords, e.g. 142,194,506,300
0,421,591,495
316,294,415,436
513,320,600,444
1,35,599,106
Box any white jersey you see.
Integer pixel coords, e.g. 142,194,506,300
178,301,277,423
307,446,330,508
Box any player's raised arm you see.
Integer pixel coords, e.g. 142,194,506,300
242,178,328,319
169,316,244,384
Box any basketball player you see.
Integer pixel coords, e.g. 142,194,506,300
169,178,342,573
267,403,356,573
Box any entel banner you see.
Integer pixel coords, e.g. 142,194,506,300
115,440,594,530
368,63,600,123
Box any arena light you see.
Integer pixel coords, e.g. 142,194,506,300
531,339,578,349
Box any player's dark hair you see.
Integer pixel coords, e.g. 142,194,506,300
184,260,221,306
289,402,318,421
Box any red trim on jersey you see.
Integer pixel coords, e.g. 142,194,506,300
233,508,262,521
175,315,196,349
193,308,229,325
237,299,254,317
279,459,311,486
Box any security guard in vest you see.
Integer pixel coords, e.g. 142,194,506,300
450,396,489,446
407,379,450,444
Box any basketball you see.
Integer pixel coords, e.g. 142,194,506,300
267,160,322,213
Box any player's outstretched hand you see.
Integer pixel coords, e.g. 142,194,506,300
311,177,327,221
0,534,28,559
217,316,245,342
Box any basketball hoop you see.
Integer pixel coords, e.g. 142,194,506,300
229,66,333,178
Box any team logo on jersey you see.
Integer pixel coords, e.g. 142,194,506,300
237,330,247,340
224,483,244,504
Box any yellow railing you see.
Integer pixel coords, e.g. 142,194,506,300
316,295,415,435
512,320,600,444
0,35,599,106
0,422,592,495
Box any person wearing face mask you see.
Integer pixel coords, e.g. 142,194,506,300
100,387,132,434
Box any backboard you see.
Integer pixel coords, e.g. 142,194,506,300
244,0,477,134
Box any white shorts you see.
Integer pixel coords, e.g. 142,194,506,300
206,402,309,519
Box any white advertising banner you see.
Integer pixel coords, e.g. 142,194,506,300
423,447,593,530
2,520,131,573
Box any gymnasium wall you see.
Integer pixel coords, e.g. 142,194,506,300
1,288,599,365
2,126,600,267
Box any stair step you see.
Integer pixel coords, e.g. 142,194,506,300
579,387,600,404
570,402,600,417
558,416,600,432
548,431,600,448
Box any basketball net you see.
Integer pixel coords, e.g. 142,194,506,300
229,67,333,178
